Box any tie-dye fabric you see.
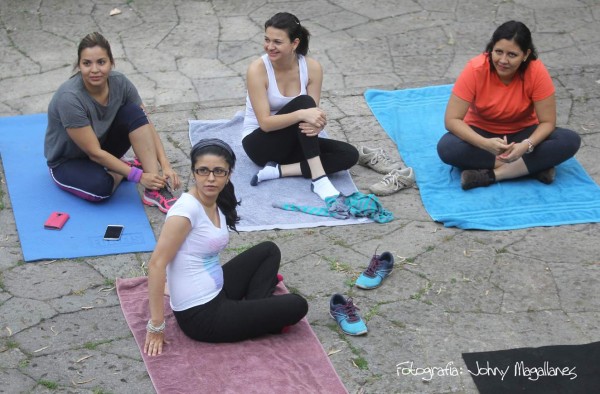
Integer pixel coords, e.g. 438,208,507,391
273,192,393,223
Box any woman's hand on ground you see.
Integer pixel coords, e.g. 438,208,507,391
140,173,167,190
300,108,327,129
144,331,166,356
299,122,322,137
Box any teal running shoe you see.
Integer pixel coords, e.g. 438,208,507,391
329,294,368,336
355,251,394,290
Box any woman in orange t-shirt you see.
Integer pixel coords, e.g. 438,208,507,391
437,21,580,190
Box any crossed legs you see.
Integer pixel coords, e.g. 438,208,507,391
437,125,581,189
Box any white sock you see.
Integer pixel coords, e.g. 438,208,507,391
251,162,280,186
311,176,339,200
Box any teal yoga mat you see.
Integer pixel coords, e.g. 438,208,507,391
0,114,156,261
364,85,600,230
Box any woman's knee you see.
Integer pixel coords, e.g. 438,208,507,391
340,145,359,170
115,103,149,132
349,145,359,166
262,241,281,260
241,134,266,166
543,128,581,161
250,241,281,263
117,102,144,119
287,294,309,319
560,128,582,154
330,139,358,168
319,140,359,171
289,94,316,109
437,134,457,164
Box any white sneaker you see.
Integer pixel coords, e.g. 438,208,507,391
357,146,402,174
369,167,415,196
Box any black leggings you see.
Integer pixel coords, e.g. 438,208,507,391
173,241,308,343
242,95,358,178
437,125,581,174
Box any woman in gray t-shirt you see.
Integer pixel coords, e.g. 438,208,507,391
44,32,180,212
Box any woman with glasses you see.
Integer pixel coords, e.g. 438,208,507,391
144,139,308,354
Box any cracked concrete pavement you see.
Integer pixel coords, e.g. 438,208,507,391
1,0,599,393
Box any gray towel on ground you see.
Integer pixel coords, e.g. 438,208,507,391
188,112,368,231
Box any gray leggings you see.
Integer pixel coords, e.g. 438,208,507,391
437,125,581,174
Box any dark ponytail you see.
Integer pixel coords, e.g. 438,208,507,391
265,12,310,56
190,140,241,232
216,182,240,232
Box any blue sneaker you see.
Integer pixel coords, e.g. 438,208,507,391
355,251,394,289
329,294,368,336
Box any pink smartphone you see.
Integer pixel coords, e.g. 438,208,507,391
44,212,70,230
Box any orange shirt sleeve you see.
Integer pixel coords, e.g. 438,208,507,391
529,60,554,102
452,55,482,104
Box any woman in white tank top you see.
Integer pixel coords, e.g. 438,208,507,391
242,12,358,201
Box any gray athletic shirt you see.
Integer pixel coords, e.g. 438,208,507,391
44,71,142,168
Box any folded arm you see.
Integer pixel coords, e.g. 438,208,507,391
246,58,326,132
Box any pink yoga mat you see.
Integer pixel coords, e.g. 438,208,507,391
117,277,348,394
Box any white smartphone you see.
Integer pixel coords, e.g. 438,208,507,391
103,225,124,241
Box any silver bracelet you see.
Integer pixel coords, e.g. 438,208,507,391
524,138,534,154
147,319,166,334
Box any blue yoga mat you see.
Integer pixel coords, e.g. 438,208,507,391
364,85,600,230
0,114,156,261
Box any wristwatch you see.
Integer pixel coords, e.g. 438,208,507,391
524,138,534,154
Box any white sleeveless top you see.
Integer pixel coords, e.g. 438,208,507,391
243,54,308,137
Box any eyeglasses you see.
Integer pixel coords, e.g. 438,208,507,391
194,167,229,177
